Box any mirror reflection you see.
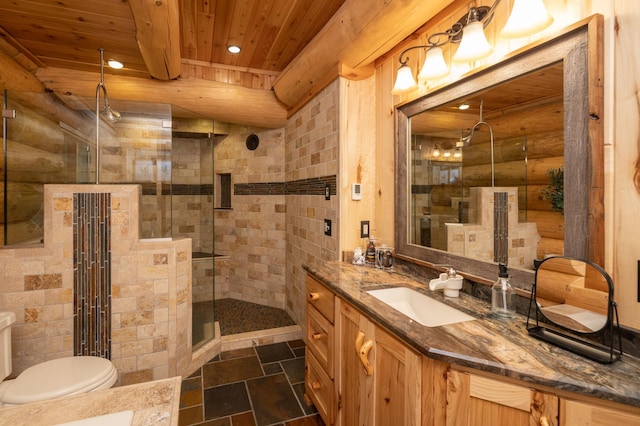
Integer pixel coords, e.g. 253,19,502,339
409,63,564,270
533,256,610,333
527,255,621,364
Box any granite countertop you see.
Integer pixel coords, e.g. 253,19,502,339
304,261,640,408
0,376,181,425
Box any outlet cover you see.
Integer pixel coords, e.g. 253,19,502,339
324,219,332,236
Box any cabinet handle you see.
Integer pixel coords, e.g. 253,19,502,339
359,339,374,376
308,292,320,301
312,381,321,390
355,331,365,354
539,417,550,426
312,332,323,340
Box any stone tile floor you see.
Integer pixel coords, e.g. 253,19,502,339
179,340,324,426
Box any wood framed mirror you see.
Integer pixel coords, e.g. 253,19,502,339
526,256,621,364
395,15,604,286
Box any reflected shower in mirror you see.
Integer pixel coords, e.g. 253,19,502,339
408,63,563,269
527,256,621,364
395,15,604,289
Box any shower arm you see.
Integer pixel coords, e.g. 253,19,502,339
461,100,495,187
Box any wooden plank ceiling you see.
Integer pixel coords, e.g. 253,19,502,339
0,0,346,79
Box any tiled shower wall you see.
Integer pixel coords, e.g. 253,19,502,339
213,126,287,309
0,185,192,383
284,80,340,326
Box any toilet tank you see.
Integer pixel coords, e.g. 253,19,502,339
0,311,16,380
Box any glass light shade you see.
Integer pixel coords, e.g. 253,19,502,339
418,47,449,81
432,146,441,157
391,64,418,94
501,0,553,38
453,21,492,63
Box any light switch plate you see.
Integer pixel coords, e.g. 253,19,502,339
361,221,369,238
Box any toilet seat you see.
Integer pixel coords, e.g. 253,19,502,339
1,356,117,405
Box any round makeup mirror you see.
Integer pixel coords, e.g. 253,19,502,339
527,256,622,363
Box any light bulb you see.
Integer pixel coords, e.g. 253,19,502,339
418,47,449,81
453,21,492,63
392,64,418,94
501,0,554,38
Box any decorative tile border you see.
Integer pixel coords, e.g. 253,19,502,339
235,175,337,196
73,193,111,358
135,176,337,197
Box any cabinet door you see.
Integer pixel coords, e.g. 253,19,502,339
337,298,421,426
373,325,422,426
446,370,558,426
422,356,449,426
560,399,640,425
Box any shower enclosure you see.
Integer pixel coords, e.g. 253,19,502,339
1,90,215,349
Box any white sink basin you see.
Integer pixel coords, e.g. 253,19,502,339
366,287,475,327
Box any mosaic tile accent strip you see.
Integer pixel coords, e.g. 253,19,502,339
73,193,112,358
234,182,286,195
138,183,214,196
494,191,509,264
137,177,337,197
285,175,336,196
234,175,337,196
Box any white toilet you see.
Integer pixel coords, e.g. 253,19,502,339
0,311,118,407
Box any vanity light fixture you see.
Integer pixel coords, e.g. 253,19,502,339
227,45,241,54
443,150,452,158
432,145,441,158
391,0,554,95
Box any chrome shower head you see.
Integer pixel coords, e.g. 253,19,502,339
101,104,121,122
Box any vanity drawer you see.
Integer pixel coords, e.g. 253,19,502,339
306,349,335,425
306,275,334,322
306,304,334,378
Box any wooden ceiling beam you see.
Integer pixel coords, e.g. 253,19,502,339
273,0,454,107
35,67,287,128
127,0,182,80
0,47,44,93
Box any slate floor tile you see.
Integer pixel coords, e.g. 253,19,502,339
246,373,304,426
180,376,203,408
281,357,305,384
203,355,263,388
254,342,295,363
204,382,252,420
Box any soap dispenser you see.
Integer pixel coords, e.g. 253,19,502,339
492,264,516,318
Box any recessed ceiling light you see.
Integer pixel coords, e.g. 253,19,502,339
458,103,470,110
108,59,124,69
227,45,241,54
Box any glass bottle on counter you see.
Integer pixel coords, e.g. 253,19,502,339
365,238,376,265
492,264,516,317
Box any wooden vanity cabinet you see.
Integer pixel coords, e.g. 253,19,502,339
305,275,336,425
336,297,422,426
560,398,640,425
304,274,640,426
446,370,558,426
